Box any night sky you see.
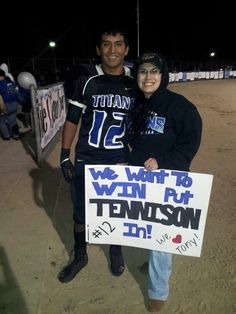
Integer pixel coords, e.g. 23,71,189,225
2,1,235,67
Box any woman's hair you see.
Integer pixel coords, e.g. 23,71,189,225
128,87,148,140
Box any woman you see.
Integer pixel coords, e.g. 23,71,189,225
128,52,202,312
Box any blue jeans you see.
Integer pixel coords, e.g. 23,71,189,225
0,113,9,138
148,250,172,301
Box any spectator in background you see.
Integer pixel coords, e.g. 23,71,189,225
0,69,20,140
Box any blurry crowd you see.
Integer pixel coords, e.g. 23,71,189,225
0,63,36,141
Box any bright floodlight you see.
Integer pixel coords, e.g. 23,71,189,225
210,52,215,57
49,41,56,48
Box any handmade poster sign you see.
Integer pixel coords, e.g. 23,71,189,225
85,165,213,257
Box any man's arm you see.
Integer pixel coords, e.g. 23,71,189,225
60,120,81,183
62,120,79,149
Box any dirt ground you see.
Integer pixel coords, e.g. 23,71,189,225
0,79,236,314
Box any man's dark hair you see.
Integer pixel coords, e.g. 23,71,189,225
95,27,129,47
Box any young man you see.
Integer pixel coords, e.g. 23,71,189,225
58,28,135,283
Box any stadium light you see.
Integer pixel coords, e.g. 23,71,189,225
210,52,215,58
49,41,56,48
49,41,57,72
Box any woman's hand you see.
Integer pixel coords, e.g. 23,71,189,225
144,157,158,171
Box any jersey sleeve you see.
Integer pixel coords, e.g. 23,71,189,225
64,64,88,102
64,64,92,124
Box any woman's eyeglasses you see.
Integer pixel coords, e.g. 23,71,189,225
138,68,161,76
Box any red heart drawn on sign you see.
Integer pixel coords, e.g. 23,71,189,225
172,234,182,244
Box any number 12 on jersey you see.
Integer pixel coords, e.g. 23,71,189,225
89,110,127,149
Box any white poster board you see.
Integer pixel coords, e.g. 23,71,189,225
85,165,213,257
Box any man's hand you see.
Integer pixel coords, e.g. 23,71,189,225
60,148,75,183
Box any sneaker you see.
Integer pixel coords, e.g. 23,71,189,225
148,299,165,312
109,245,125,276
58,248,88,283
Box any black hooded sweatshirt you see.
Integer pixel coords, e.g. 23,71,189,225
129,56,202,171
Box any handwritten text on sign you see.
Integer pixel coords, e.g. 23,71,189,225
85,165,213,257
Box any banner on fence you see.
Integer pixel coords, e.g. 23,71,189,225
35,84,66,149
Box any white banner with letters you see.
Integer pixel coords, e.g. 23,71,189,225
36,84,66,149
85,165,213,257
